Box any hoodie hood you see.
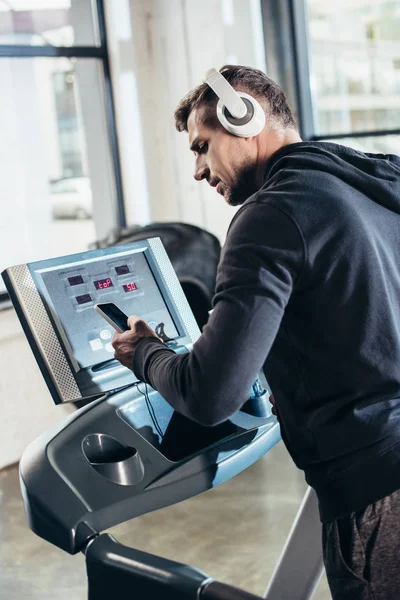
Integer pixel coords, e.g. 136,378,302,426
265,141,400,216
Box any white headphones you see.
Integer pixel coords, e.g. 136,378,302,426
202,68,266,138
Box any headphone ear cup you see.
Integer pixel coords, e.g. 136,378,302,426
223,97,254,126
216,93,266,138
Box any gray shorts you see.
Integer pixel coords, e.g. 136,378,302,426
322,488,400,600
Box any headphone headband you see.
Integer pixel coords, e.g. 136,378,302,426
202,68,266,138
202,68,247,119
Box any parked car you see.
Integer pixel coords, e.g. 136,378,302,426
50,177,93,220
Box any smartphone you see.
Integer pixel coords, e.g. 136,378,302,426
94,302,130,333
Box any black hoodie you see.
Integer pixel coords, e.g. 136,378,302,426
134,142,400,522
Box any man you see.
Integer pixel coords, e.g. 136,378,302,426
112,65,400,599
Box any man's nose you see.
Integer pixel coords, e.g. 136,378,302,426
193,159,209,182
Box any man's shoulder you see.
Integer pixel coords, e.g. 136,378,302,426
257,162,346,214
229,161,348,241
265,162,338,193
236,168,325,217
225,187,305,252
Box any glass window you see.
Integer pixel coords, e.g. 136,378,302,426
0,0,99,46
324,134,400,156
0,56,116,293
306,0,400,136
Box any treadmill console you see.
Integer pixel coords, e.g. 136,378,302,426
4,237,279,555
2,238,200,404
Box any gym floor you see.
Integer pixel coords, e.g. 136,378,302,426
0,441,331,599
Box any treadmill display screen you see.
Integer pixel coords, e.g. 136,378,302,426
123,282,137,292
38,250,179,370
94,278,113,290
115,265,130,276
76,293,92,305
68,275,84,286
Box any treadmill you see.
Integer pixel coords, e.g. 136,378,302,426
2,237,324,599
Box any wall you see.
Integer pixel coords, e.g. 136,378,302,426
0,310,73,469
105,0,266,243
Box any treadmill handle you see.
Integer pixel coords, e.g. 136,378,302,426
201,580,262,600
85,533,263,600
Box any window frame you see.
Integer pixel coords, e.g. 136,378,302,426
0,0,125,307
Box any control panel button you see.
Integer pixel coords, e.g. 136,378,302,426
105,342,114,353
100,329,112,340
89,339,103,351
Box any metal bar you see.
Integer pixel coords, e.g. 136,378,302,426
85,533,212,600
96,0,126,228
0,45,104,58
288,0,315,140
264,487,324,600
0,292,12,310
260,0,298,120
312,128,400,141
201,580,262,600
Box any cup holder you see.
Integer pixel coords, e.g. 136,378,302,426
82,433,144,486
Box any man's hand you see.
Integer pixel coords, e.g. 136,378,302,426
112,316,161,370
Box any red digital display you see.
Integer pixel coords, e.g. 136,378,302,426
94,278,113,290
123,282,137,293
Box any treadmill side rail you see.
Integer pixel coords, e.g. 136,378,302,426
201,581,263,600
85,534,212,600
85,534,263,600
264,487,324,600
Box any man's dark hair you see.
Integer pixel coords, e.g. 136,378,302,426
174,64,297,132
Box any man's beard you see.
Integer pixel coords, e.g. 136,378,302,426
223,164,260,207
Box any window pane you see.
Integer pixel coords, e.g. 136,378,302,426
307,0,400,136
0,0,99,46
325,135,400,155
0,57,117,294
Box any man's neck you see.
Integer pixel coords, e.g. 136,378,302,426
255,128,302,187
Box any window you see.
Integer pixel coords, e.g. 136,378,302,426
263,1,400,152
0,0,99,46
328,134,400,156
306,0,400,137
0,1,124,301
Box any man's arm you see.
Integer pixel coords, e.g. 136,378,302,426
131,200,304,425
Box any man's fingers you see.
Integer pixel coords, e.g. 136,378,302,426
127,315,159,338
127,315,143,330
111,331,123,349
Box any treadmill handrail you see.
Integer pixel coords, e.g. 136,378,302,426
85,534,262,600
